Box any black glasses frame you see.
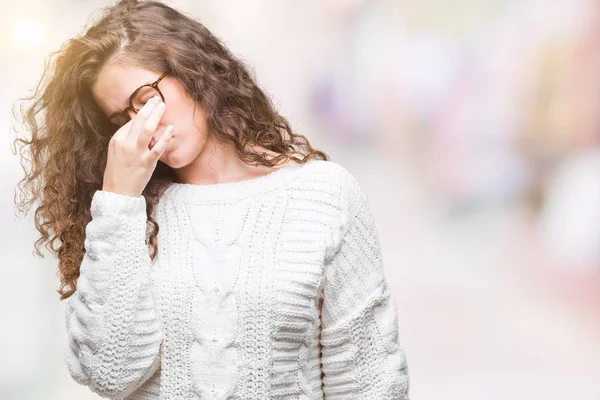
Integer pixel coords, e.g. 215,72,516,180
108,71,168,125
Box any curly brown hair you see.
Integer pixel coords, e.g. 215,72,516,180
11,0,329,301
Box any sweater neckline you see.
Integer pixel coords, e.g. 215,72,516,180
162,159,308,203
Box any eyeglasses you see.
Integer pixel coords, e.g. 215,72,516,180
108,71,168,127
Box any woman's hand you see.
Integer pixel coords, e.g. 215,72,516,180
102,95,174,197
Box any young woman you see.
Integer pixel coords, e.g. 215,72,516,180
13,0,410,398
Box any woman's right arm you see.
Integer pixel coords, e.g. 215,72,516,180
63,189,163,399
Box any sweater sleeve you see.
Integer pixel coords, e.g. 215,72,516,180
63,190,163,399
320,169,410,400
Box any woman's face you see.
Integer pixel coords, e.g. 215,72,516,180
91,63,209,168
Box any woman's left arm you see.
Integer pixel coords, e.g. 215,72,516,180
320,168,411,400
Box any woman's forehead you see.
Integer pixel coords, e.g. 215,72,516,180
91,63,158,117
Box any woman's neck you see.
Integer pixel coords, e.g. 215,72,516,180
172,134,291,186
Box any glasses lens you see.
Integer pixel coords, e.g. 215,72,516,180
132,86,162,110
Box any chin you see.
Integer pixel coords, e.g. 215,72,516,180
161,146,198,170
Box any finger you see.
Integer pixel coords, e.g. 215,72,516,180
111,118,134,141
138,99,166,149
147,125,174,162
126,95,161,143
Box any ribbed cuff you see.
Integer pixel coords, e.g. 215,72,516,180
91,190,146,218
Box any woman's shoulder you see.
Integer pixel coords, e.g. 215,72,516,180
292,159,370,218
295,158,357,185
296,159,365,198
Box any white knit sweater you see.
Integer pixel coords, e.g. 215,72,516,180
63,159,410,399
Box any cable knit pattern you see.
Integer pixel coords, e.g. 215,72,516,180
63,190,163,398
63,159,410,399
320,165,410,399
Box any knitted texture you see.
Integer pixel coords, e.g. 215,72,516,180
63,159,410,399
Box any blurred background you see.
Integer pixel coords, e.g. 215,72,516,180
2,0,599,399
